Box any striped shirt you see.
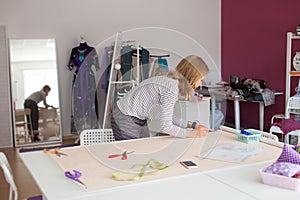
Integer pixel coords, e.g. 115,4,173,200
26,90,50,107
117,76,188,137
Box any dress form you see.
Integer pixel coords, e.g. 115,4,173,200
67,40,100,134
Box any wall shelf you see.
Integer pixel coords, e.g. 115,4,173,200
285,32,300,116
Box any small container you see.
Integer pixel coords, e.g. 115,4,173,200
260,169,300,191
235,129,261,144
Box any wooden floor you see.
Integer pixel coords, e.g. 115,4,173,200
0,137,77,200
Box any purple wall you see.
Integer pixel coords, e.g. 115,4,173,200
222,0,300,130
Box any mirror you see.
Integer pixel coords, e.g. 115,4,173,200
9,39,62,146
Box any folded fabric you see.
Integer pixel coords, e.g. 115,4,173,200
272,118,300,135
261,88,275,106
277,143,300,164
263,162,300,177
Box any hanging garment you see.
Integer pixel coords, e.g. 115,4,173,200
111,45,150,101
99,46,114,91
120,45,150,81
148,57,156,78
151,57,169,76
67,42,100,133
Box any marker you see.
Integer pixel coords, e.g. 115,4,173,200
240,130,252,136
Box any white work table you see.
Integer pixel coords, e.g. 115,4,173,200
19,131,300,200
210,89,283,130
204,161,300,199
20,151,255,200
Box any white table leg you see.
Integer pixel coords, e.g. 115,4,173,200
259,102,264,131
234,98,240,130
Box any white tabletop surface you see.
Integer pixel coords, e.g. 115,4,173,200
20,150,257,200
19,133,300,200
204,161,300,199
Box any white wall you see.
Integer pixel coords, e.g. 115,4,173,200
0,26,13,147
0,0,221,137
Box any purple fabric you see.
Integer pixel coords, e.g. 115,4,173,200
272,118,300,135
99,46,112,91
277,143,300,164
67,42,100,133
27,196,42,200
263,162,300,177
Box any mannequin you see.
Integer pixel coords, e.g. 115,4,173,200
67,38,100,134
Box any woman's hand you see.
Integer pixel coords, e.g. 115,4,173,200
187,126,209,138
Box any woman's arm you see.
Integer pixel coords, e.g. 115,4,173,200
159,91,187,137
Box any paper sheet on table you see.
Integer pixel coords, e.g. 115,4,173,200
197,143,263,163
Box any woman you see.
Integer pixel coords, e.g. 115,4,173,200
24,85,52,142
111,55,209,140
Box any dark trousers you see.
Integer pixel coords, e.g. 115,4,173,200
24,99,39,134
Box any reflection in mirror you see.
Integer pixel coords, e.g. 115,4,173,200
9,39,62,146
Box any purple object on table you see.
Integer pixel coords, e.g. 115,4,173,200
277,144,300,165
263,162,300,177
65,170,86,188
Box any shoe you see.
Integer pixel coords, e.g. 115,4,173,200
33,135,41,142
32,130,40,142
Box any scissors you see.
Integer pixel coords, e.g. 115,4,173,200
65,170,86,188
108,151,134,160
43,148,68,157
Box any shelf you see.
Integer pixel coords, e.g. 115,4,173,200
286,32,300,117
290,33,300,39
290,71,300,76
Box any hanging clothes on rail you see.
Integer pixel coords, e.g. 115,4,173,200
99,46,114,91
67,41,100,134
96,45,114,127
150,57,169,77
120,45,150,82
112,45,150,101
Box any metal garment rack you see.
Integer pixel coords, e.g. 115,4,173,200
102,32,140,128
285,32,300,116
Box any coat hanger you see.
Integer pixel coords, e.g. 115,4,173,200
150,54,170,58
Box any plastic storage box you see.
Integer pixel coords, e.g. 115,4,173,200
259,169,300,191
236,129,261,144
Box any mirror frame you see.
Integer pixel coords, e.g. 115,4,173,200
9,38,62,147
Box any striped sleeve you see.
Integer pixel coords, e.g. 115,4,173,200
159,90,187,138
173,115,188,128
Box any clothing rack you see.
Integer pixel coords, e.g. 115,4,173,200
133,53,170,58
102,34,171,128
102,33,141,128
121,40,136,46
150,54,170,58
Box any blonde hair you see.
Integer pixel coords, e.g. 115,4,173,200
176,55,209,89
167,71,194,100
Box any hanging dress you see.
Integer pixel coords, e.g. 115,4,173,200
67,42,100,134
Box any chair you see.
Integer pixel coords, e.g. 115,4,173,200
0,152,42,200
39,108,60,140
15,109,33,143
258,130,284,147
269,96,300,144
79,129,115,146
259,130,279,141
